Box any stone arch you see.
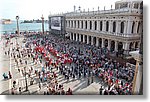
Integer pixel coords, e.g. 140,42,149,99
120,22,124,33
81,21,83,29
99,38,102,47
74,21,76,28
140,1,143,9
113,21,116,32
89,36,91,44
85,35,87,43
78,21,80,28
90,21,92,30
106,21,109,32
93,37,96,45
131,21,135,33
71,33,73,40
94,21,97,30
129,42,134,51
81,34,83,42
137,22,141,33
100,21,103,31
74,33,76,41
77,33,79,41
110,40,115,52
104,39,108,47
68,21,70,27
85,21,87,29
118,42,123,51
135,42,139,49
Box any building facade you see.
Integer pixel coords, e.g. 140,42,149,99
65,0,143,54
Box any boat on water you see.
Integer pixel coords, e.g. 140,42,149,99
0,19,12,24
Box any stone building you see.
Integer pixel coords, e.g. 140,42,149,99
64,0,143,55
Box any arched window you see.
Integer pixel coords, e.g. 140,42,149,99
74,21,76,28
85,21,87,29
113,21,116,32
120,22,124,33
131,21,135,33
100,21,103,31
78,21,80,28
81,21,83,29
140,1,143,9
94,21,97,30
137,22,141,33
69,21,70,27
90,21,92,30
106,21,109,31
134,3,139,9
66,21,67,27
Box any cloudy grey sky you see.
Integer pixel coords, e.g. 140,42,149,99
0,0,142,20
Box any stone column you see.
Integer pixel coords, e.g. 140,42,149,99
79,20,82,29
115,41,118,51
116,21,121,34
127,20,133,34
91,36,94,45
135,21,139,34
115,21,119,34
76,33,78,41
92,21,95,31
70,33,72,40
133,42,136,50
124,21,127,34
107,39,111,51
109,21,112,33
87,21,90,30
73,33,75,40
76,21,78,29
69,21,71,27
67,21,69,27
117,21,121,34
83,21,85,29
102,38,104,48
96,37,99,47
124,42,130,54
102,20,106,32
73,21,75,28
87,35,89,44
139,21,143,34
83,35,85,43
79,34,81,42
138,42,140,48
97,20,100,31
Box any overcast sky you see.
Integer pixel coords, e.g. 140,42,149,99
0,0,141,20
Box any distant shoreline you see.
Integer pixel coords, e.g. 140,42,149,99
21,20,48,24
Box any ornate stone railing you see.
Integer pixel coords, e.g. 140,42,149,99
66,27,141,38
64,8,142,17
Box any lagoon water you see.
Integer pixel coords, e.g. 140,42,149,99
0,21,49,34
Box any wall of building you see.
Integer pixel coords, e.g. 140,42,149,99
64,0,143,54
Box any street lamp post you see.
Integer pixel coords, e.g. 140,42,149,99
41,15,44,34
16,16,20,35
24,67,28,91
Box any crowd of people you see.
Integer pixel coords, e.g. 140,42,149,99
2,33,135,95
27,34,135,95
